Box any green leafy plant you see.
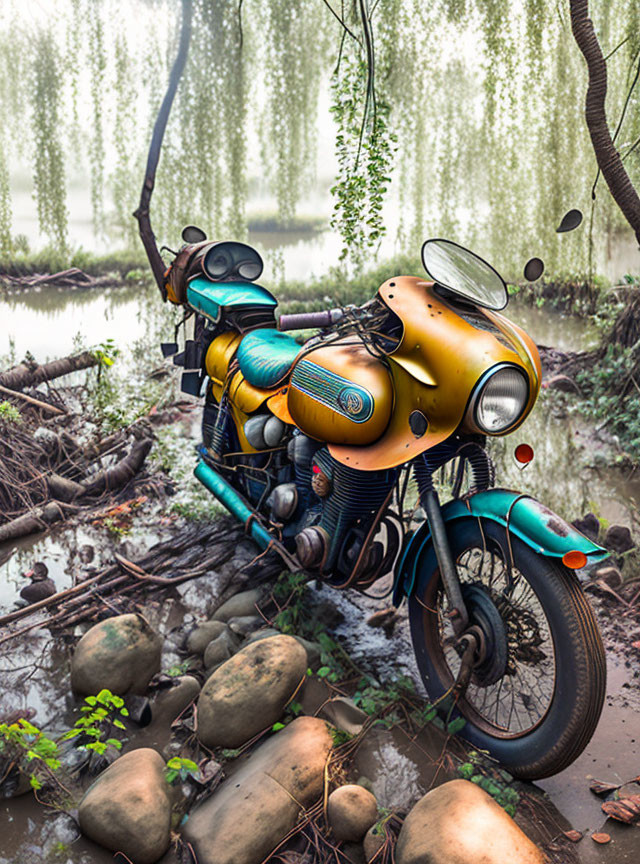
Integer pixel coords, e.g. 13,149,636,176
273,571,309,634
165,756,199,784
0,401,21,423
458,750,520,816
0,718,61,791
60,688,129,757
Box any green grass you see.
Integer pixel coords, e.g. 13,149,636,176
0,246,150,280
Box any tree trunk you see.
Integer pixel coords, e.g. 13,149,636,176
0,351,97,391
569,0,640,245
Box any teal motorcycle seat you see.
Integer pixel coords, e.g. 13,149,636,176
237,329,302,389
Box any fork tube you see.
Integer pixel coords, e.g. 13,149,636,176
421,487,469,633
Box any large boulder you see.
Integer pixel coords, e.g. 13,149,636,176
395,780,544,864
328,784,378,841
78,748,171,864
183,716,332,864
197,634,307,748
71,614,161,696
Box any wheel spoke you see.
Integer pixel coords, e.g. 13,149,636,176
436,544,556,737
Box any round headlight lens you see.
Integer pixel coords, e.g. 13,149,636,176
475,367,528,433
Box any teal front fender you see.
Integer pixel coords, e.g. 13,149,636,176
393,488,608,605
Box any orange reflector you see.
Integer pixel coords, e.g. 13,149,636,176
515,443,534,464
562,550,588,569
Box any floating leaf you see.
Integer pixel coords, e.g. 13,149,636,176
591,832,611,844
524,257,544,281
563,829,582,843
590,778,620,796
556,209,583,233
602,794,640,824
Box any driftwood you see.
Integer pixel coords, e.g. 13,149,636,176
0,268,116,291
81,438,153,496
0,501,72,544
0,383,65,415
0,520,250,642
0,351,97,392
0,437,154,542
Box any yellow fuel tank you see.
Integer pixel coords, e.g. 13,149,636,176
287,339,392,444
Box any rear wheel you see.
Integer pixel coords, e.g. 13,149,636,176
408,518,606,779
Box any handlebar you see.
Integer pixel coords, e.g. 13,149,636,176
277,308,345,331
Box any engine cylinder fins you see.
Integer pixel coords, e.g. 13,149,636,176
244,414,287,450
311,468,332,498
270,483,299,522
295,525,329,569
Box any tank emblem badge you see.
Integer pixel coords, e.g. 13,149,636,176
291,360,374,423
338,387,364,417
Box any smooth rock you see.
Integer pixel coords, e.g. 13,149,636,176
572,513,600,543
395,779,544,864
343,842,367,864
243,627,281,645
320,696,368,736
197,634,307,748
71,614,161,696
293,635,322,669
151,676,201,724
211,588,263,622
78,748,171,864
203,628,237,670
227,615,264,637
186,620,228,654
364,824,386,861
183,716,332,864
328,784,378,842
604,524,634,555
592,564,623,589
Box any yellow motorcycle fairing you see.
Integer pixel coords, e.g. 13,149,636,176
329,276,541,471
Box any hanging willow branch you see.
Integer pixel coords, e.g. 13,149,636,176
569,0,640,245
134,0,193,299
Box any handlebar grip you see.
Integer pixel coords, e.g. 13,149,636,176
277,308,344,331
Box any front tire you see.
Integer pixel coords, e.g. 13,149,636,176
408,518,606,779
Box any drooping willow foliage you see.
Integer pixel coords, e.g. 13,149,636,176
0,0,638,277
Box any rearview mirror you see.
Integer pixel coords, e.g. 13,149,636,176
182,225,207,244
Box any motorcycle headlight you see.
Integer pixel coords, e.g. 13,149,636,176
469,365,529,434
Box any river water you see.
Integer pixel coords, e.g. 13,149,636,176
1,262,640,862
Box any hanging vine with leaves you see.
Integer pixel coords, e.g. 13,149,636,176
327,0,397,262
30,29,68,251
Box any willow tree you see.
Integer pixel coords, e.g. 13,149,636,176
30,29,68,252
1,0,639,278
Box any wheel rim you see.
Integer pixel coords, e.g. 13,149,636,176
423,543,557,739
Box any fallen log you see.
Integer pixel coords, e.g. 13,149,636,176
0,352,98,392
0,522,243,642
47,473,86,502
81,438,153,496
0,438,154,542
0,501,71,544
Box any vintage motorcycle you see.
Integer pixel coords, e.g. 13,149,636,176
148,229,607,780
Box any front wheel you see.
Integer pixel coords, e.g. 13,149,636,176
408,519,606,779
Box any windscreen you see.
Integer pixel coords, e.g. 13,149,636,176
421,239,508,310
